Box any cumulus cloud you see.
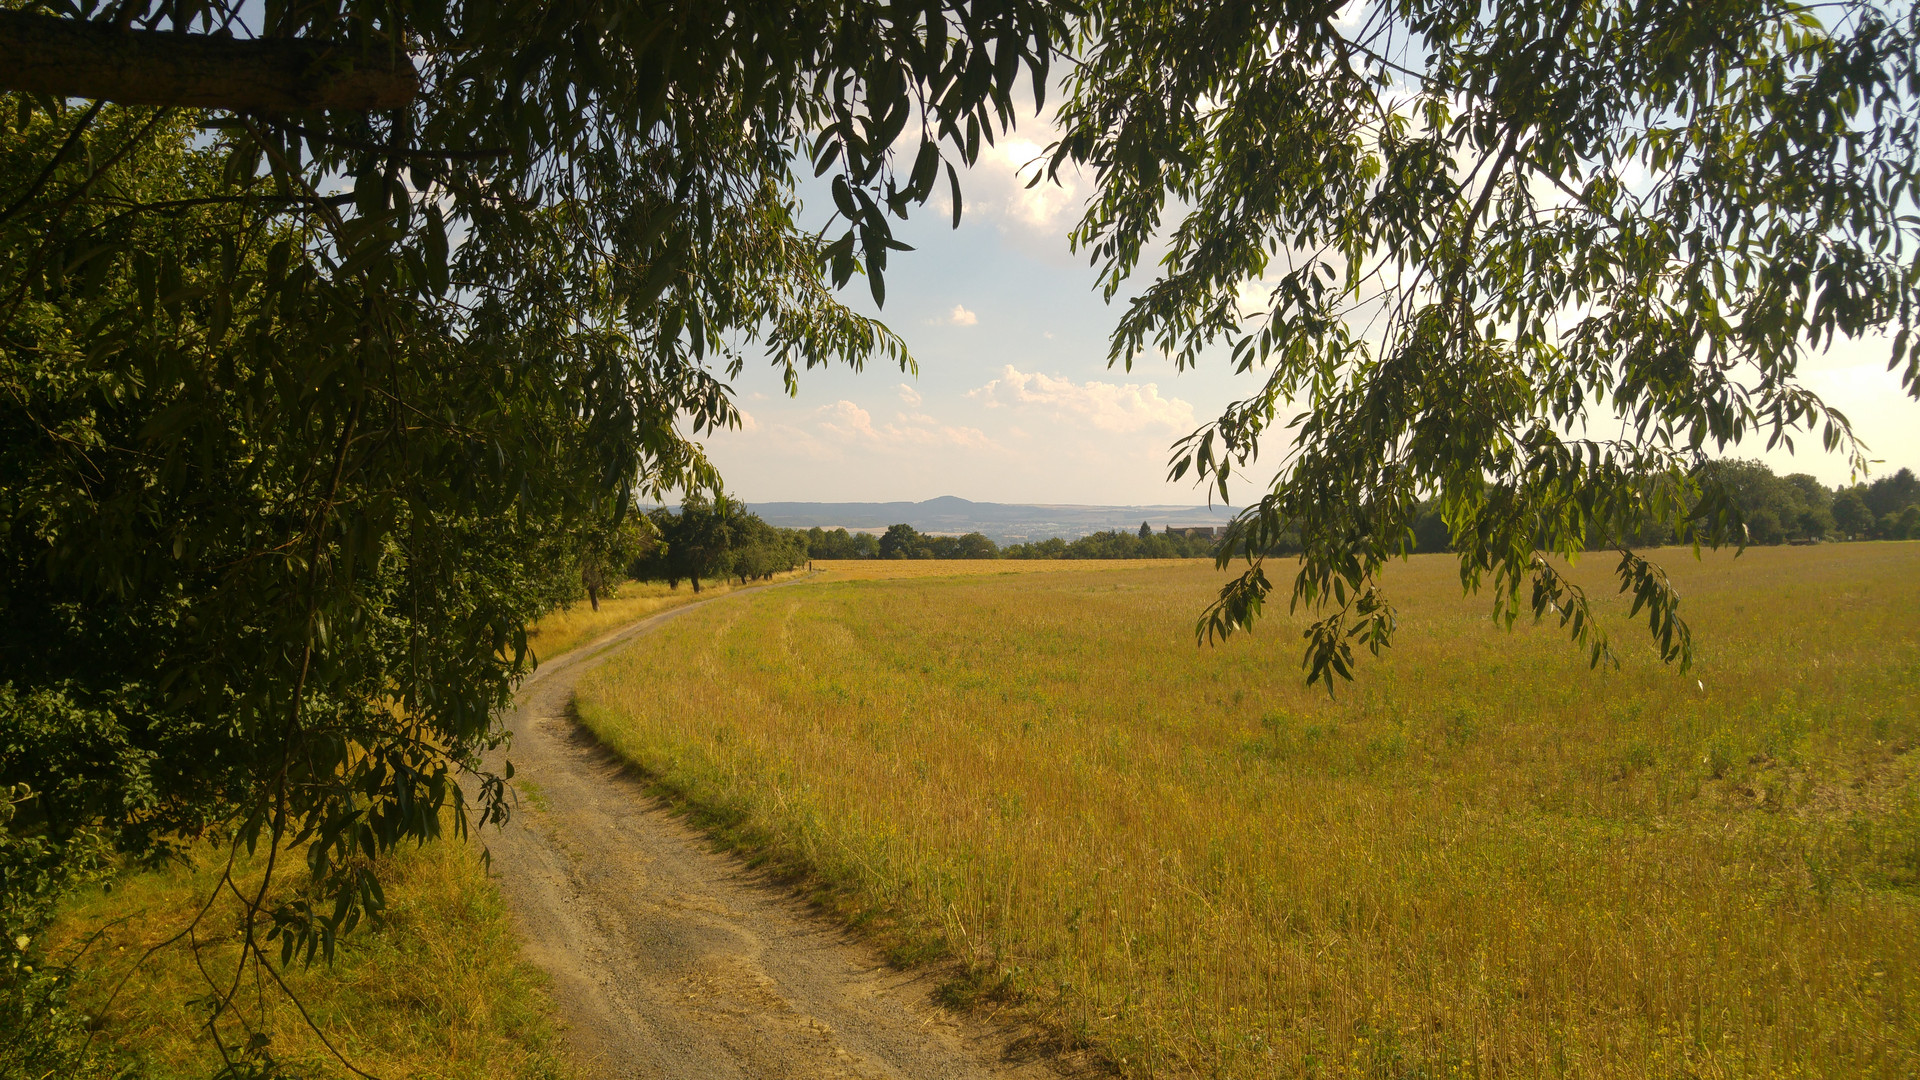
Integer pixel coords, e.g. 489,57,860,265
966,366,1195,434
981,137,1083,233
813,400,998,452
922,105,1088,262
946,304,979,326
817,400,880,441
897,383,923,406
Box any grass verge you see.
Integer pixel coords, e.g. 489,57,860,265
44,834,568,1079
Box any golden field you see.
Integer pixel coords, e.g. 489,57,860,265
576,544,1920,1079
524,569,809,660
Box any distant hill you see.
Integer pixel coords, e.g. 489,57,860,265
743,496,1239,543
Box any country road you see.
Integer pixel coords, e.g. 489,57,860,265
484,581,1089,1080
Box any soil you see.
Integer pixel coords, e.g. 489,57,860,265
485,582,1095,1080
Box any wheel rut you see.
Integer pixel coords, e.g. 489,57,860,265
485,584,1086,1080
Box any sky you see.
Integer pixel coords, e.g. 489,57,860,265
699,121,1920,508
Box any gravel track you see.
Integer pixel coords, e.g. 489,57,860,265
485,582,1090,1080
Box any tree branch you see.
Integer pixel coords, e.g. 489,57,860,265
0,12,417,112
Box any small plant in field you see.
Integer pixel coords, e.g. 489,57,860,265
1442,708,1479,747
1705,736,1739,780
1622,738,1656,773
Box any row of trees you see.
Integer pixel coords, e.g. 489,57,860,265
1002,526,1222,560
615,515,1233,589
795,522,1228,561
769,462,1920,570
1405,461,1920,553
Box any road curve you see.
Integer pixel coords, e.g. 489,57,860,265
484,582,1084,1080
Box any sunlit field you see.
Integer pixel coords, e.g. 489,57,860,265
525,569,808,661
577,544,1920,1079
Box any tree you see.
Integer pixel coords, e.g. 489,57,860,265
1,0,1067,1051
878,523,930,560
1863,468,1920,519
645,496,744,593
1054,0,1919,686
1833,489,1874,538
807,527,880,560
1411,506,1451,554
727,516,809,582
1139,521,1153,540
953,532,1001,559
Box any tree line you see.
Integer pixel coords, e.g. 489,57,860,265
865,522,1219,560
619,511,1226,588
630,461,1920,592
1404,460,1920,554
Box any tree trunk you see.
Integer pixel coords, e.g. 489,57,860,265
0,12,417,111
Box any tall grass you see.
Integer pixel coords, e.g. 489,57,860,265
45,834,568,1079
576,544,1920,1079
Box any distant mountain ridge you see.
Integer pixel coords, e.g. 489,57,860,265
743,496,1239,543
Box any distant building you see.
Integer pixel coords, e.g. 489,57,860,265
1164,526,1221,539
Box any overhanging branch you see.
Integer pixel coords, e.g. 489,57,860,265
0,11,417,112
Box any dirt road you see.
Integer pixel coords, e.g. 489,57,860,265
485,584,1084,1080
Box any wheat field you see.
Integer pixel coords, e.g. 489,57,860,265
577,544,1920,1079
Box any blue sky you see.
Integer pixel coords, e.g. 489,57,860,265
701,122,1920,506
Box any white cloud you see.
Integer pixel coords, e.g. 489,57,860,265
946,304,979,326
1234,278,1276,319
897,383,923,406
812,399,999,452
817,400,879,441
967,366,1196,434
981,137,1083,233
735,407,760,433
926,105,1088,261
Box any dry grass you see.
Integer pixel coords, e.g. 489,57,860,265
576,543,1920,1079
45,834,569,1079
526,571,810,661
813,558,1210,581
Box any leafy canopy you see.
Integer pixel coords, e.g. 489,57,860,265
0,0,1069,1034
1054,0,1920,688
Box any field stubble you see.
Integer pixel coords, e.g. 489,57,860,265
577,546,1920,1079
